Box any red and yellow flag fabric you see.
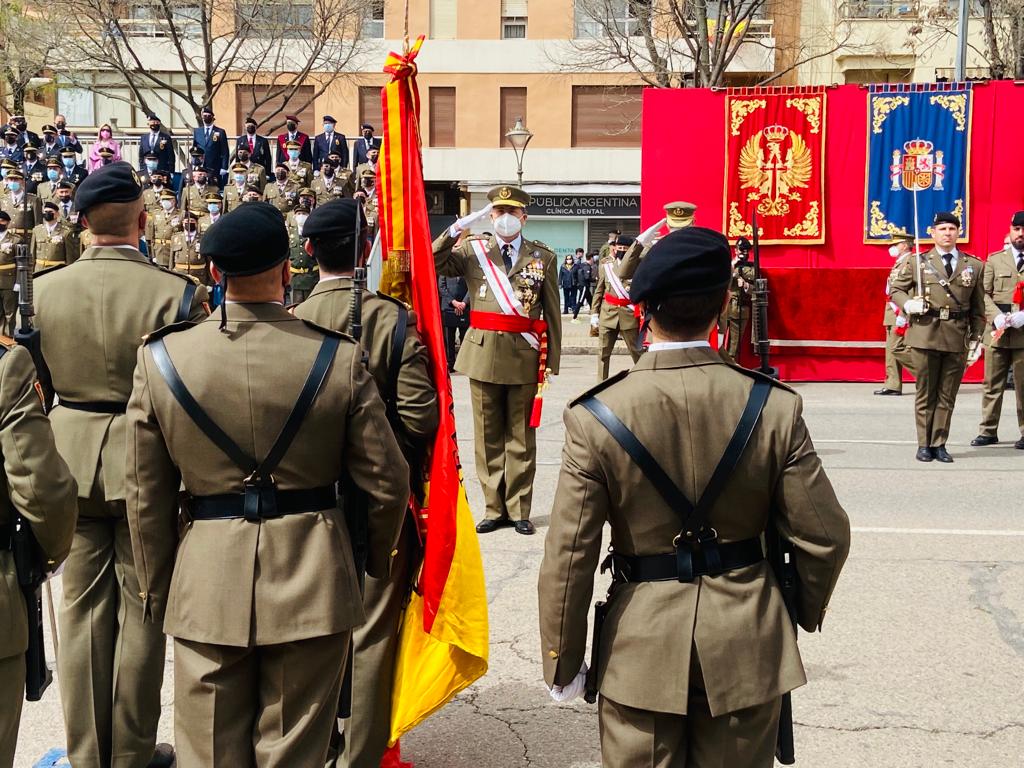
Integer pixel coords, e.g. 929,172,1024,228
376,35,489,747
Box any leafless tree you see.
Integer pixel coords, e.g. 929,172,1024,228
0,0,61,115
909,0,1024,80
48,0,376,132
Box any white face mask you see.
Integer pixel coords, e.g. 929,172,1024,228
161,200,175,211
493,212,522,239
888,245,902,257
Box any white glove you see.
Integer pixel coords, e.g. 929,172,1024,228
549,662,588,703
895,315,908,329
449,204,493,236
590,313,599,328
636,217,667,247
994,314,1009,331
903,298,926,316
1010,311,1024,329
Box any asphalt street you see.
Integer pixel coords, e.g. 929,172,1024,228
13,351,1024,767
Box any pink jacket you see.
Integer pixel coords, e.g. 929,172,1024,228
88,139,123,170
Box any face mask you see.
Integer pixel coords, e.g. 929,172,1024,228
161,199,175,211
202,115,213,125
287,121,297,131
888,245,902,257
234,174,246,184
323,123,334,133
295,213,308,225
276,171,288,181
63,158,74,168
102,158,112,165
288,150,299,160
299,200,313,210
207,204,220,214
55,123,65,130
0,224,7,232
149,123,160,132
185,222,197,232
7,182,20,193
47,170,58,181
195,177,207,186
146,161,158,172
322,167,333,178
237,153,250,163
152,181,163,189
363,130,372,139
100,130,111,139
58,197,70,206
5,138,14,145
25,155,36,164
493,212,522,239
43,211,56,222
246,125,256,135
45,135,55,143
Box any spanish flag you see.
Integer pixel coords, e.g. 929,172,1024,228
376,35,490,749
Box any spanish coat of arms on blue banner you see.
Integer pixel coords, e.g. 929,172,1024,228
865,84,972,243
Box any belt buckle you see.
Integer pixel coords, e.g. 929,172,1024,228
940,307,950,321
243,472,278,521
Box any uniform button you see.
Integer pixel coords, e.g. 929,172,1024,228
548,650,558,659
390,549,398,557
139,591,147,599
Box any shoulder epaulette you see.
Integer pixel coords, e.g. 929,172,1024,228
34,262,68,278
142,320,198,344
298,318,356,342
569,369,629,407
726,363,797,393
374,291,410,310
156,265,201,285
466,234,489,242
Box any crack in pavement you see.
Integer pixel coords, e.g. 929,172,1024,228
795,720,1024,739
967,563,1024,659
463,688,534,767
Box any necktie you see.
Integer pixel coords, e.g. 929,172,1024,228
63,203,69,217
205,127,211,141
501,244,513,272
250,137,255,152
1017,254,1023,273
943,253,953,278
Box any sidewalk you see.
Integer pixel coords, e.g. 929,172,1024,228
557,311,636,355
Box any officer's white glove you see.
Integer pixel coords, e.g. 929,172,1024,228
1010,311,1024,329
549,662,588,703
895,315,909,329
994,314,1009,331
636,217,667,247
449,204,493,237
903,298,926,316
590,313,599,328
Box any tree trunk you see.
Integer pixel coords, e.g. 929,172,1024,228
979,0,1006,79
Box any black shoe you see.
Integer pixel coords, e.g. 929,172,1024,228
915,447,934,462
148,744,175,768
514,520,536,535
933,446,954,463
873,388,902,396
476,518,505,534
1015,438,1024,450
970,435,998,447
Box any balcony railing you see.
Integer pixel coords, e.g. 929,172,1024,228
841,1,919,19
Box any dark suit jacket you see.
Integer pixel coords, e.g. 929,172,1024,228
55,131,83,154
16,131,40,149
0,145,24,164
352,136,382,170
275,132,312,166
40,140,64,160
312,131,348,171
192,125,230,186
438,276,469,328
235,133,273,178
139,131,176,173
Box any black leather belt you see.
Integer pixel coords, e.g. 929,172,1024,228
924,308,967,320
604,537,764,583
997,303,1012,312
58,399,128,414
190,485,336,522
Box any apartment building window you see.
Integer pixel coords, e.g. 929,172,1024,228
574,0,649,38
123,2,201,37
362,0,385,38
236,85,315,133
844,68,913,84
57,72,194,130
500,87,527,147
571,86,642,148
429,87,456,148
501,0,527,38
359,86,384,131
841,0,919,18
430,0,457,39
235,1,313,38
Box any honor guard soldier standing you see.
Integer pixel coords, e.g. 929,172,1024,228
539,227,850,767
124,202,409,767
719,238,756,364
292,199,438,768
972,210,1024,449
30,201,78,271
313,156,354,204
875,230,917,396
891,211,987,463
0,343,78,768
265,162,299,213
592,234,644,380
34,162,209,768
145,189,182,269
1,170,41,334
433,185,561,535
284,140,314,186
181,166,213,214
171,210,209,286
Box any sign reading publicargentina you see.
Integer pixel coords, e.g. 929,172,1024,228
724,88,826,245
865,84,972,243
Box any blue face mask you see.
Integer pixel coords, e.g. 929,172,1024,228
0,170,6,179
288,150,299,160
63,158,74,168
234,174,246,184
47,170,59,181
323,123,334,133
8,182,21,193
146,161,158,172
207,203,219,214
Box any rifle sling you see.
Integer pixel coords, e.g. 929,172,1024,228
580,377,773,581
176,281,198,323
384,303,408,432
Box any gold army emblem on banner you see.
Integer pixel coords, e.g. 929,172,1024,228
738,124,812,217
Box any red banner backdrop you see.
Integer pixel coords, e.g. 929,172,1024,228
642,81,1024,382
725,88,826,244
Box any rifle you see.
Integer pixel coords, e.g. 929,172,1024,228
749,212,778,379
766,520,799,765
12,201,55,702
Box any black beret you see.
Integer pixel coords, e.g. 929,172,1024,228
303,198,362,241
0,211,9,222
1012,211,1024,228
56,181,73,190
615,235,636,247
202,202,289,276
630,227,731,304
75,162,143,214
933,211,960,228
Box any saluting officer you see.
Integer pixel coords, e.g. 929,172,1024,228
890,212,987,463
0,343,78,768
615,201,693,285
30,201,78,271
539,227,850,767
35,162,209,768
145,189,182,269
592,234,644,380
125,202,409,767
433,185,561,535
972,210,1024,449
292,199,439,768
875,230,917,396
170,210,208,285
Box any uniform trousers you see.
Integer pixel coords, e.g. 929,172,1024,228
912,347,968,448
0,652,24,768
598,658,781,768
334,519,419,768
469,379,538,522
174,632,348,768
598,324,642,381
0,290,16,338
721,306,750,365
58,495,165,768
978,345,1024,438
883,326,916,392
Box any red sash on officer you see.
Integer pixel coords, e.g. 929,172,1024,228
603,262,641,317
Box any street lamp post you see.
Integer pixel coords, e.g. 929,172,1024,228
505,117,533,186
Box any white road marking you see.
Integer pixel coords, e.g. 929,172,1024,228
853,526,1024,537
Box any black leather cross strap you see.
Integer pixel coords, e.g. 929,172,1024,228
384,303,408,431
580,376,773,582
603,538,764,583
176,281,198,323
150,333,340,521
190,486,336,521
58,399,128,414
0,523,11,551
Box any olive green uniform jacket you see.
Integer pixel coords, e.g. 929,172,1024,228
982,247,1024,349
